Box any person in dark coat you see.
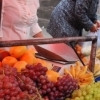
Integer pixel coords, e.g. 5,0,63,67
47,0,100,38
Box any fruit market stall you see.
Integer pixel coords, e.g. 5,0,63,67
0,36,99,100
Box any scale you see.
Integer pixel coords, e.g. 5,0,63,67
34,43,81,65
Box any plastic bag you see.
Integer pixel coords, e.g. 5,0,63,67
97,29,100,48
83,29,100,48
81,29,100,56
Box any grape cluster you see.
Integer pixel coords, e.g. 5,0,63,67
21,63,79,100
0,75,29,100
21,63,48,80
41,74,78,100
53,75,79,100
0,65,17,76
0,65,43,100
66,81,100,100
17,74,36,95
0,64,79,100
21,63,53,98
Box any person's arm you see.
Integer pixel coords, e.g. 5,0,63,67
75,0,98,32
94,20,100,28
30,0,44,38
90,14,97,23
33,31,44,38
30,18,44,38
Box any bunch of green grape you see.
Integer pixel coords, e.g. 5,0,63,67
66,81,100,100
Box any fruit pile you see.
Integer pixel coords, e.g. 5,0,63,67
75,44,89,65
66,81,100,100
64,61,94,87
0,63,79,100
0,66,37,100
0,46,51,71
0,46,99,99
94,63,100,77
96,48,100,60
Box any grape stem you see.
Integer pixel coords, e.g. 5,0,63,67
31,95,37,100
16,76,43,100
16,76,24,83
36,88,43,100
25,93,33,100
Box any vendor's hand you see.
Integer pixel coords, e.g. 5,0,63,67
90,24,98,32
95,20,100,28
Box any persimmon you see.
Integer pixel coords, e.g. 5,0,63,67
33,58,53,70
25,49,35,56
9,46,27,58
75,44,82,51
13,61,27,72
46,70,60,82
33,58,46,66
2,56,18,67
20,52,37,65
82,57,89,65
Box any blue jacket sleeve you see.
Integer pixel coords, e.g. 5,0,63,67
90,14,97,23
75,0,95,31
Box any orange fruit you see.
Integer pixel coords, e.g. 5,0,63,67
75,44,82,51
46,70,60,82
33,58,47,66
25,48,35,56
2,56,18,67
9,46,27,58
33,59,52,70
82,57,89,65
39,59,48,67
28,46,37,53
20,52,38,65
13,61,27,72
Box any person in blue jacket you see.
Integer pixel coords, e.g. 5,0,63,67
47,0,100,38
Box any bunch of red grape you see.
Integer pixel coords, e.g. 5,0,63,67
54,74,79,100
17,74,36,93
21,63,48,80
0,65,17,76
21,64,54,98
21,63,79,100
0,74,29,100
39,74,79,100
0,65,43,100
0,63,79,100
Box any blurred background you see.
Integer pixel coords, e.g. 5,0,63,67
37,0,60,38
37,0,100,38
